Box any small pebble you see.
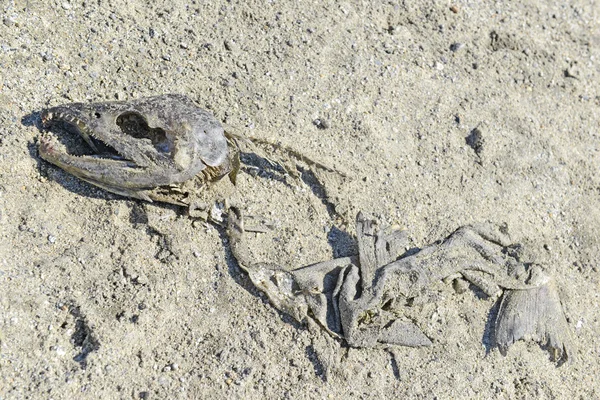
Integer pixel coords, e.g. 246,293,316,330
48,235,56,244
3,17,16,27
157,376,169,385
53,346,66,356
466,128,484,155
224,39,238,52
313,118,329,130
450,42,464,52
564,67,580,79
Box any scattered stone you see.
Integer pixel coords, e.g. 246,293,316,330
450,42,464,52
313,118,329,130
157,376,169,385
564,66,580,79
465,127,484,155
224,39,238,52
3,17,16,27
52,345,66,356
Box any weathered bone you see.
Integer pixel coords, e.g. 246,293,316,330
39,94,239,204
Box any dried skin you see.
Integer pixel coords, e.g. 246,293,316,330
227,208,573,364
495,275,573,364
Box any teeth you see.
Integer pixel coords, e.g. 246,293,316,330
41,114,51,126
47,111,88,129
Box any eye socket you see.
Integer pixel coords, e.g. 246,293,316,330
116,112,170,152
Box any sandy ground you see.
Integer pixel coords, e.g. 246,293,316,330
1,0,599,398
